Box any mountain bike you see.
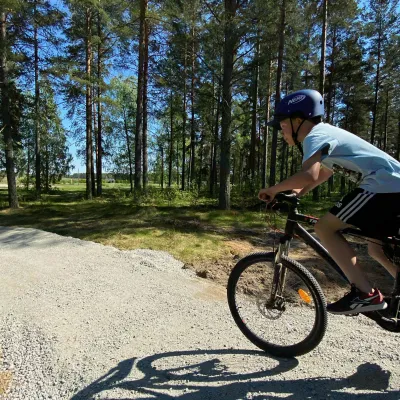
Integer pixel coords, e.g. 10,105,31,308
227,193,400,358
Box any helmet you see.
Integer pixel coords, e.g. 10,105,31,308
267,89,324,130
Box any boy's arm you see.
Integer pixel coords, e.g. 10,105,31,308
297,166,333,197
259,151,326,201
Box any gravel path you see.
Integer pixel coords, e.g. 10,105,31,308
0,226,399,399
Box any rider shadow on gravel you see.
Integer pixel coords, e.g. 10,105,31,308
70,350,398,400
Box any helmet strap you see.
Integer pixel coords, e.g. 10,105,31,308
290,118,305,156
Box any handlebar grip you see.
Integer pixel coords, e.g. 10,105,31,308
275,192,300,206
259,193,272,202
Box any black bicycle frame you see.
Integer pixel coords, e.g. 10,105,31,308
280,208,350,284
271,193,400,330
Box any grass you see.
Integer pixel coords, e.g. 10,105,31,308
2,181,393,302
0,181,341,265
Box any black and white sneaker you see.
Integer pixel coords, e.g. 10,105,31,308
327,284,387,315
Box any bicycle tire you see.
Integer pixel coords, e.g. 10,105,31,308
227,252,328,357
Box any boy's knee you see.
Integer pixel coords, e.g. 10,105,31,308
314,213,344,237
314,219,330,236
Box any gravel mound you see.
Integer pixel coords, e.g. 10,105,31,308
0,226,399,399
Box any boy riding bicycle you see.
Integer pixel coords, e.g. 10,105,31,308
259,89,400,315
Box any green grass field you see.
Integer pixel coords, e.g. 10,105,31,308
0,180,341,265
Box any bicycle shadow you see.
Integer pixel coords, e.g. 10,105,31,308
70,349,398,399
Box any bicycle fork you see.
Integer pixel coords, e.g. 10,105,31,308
269,237,292,309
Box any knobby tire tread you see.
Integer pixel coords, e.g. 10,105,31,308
227,252,328,357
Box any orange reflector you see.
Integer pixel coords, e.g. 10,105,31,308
298,289,312,303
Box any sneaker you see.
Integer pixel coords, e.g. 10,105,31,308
327,284,388,315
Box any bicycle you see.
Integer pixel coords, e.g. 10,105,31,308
227,192,400,358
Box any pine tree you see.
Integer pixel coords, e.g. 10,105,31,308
363,0,399,146
0,4,23,208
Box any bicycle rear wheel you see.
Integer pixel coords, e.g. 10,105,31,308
227,252,328,357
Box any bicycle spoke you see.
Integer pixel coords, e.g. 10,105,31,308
228,252,327,357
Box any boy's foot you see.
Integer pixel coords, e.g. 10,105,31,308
327,284,387,315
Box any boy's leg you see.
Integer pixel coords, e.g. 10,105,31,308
368,241,397,278
314,213,373,294
314,212,386,314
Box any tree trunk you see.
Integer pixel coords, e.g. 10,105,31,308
168,91,174,187
327,79,335,196
181,38,187,191
26,143,30,189
85,7,93,200
371,26,382,145
304,25,312,86
142,17,149,189
160,147,164,189
198,131,204,191
327,38,336,198
0,12,18,208
123,109,134,193
279,140,286,182
210,79,221,196
34,1,41,195
326,26,336,125
262,58,272,188
313,0,328,202
93,96,97,194
383,88,389,152
231,151,236,186
290,146,296,176
176,139,180,187
96,12,103,196
219,0,239,210
45,143,49,192
190,23,196,187
269,0,286,187
284,141,289,179
250,37,260,184
135,0,147,190
239,149,244,192
319,0,328,98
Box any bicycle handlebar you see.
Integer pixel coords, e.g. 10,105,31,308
274,192,300,207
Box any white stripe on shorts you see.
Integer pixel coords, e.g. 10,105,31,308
336,192,369,219
341,192,375,223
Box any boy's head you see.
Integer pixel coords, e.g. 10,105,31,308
267,89,324,146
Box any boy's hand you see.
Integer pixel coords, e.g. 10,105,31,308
292,188,302,196
258,187,277,202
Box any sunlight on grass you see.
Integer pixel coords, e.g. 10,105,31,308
93,228,227,264
0,183,342,266
198,209,267,229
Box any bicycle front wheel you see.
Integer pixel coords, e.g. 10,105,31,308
227,252,327,357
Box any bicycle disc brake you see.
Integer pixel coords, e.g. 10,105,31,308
256,294,286,320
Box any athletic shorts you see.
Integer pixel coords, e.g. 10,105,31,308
330,188,400,238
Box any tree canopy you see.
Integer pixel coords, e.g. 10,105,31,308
0,0,399,208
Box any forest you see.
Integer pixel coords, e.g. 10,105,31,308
0,0,399,210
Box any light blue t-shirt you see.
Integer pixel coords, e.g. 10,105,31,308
302,123,400,193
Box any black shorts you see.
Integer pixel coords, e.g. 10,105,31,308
330,188,400,238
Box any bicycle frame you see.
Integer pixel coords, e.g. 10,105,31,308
272,193,400,329
280,207,349,283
